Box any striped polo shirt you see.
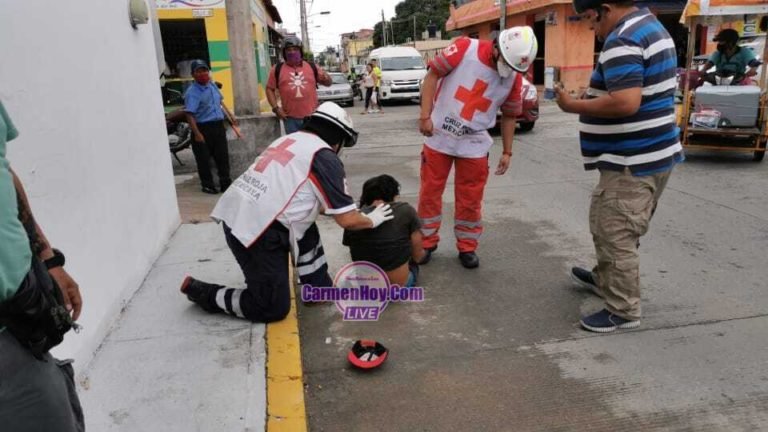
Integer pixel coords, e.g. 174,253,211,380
580,8,684,176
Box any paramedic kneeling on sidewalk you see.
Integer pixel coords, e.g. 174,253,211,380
180,102,394,322
556,0,684,333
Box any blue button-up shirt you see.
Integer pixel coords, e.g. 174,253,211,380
184,81,225,123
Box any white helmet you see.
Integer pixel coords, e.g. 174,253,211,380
310,102,359,147
497,26,538,73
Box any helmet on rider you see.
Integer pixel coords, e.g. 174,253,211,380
303,102,359,152
283,36,303,56
495,26,538,76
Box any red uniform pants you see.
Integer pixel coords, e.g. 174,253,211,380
417,144,489,253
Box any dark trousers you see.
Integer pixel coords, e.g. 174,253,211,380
192,120,231,190
0,268,84,432
221,221,332,322
365,87,374,110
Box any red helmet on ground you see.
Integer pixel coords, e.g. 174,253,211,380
347,340,389,369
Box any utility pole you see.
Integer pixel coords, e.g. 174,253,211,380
413,15,417,46
381,10,386,46
225,0,259,115
300,0,309,54
499,0,507,30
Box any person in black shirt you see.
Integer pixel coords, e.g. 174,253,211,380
343,175,426,287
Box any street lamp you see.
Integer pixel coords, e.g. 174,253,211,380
303,10,331,53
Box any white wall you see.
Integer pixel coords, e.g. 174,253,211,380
0,1,180,368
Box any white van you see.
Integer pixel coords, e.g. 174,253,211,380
368,46,426,101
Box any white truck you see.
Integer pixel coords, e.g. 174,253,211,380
368,46,427,102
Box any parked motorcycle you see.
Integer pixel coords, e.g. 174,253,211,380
166,108,192,165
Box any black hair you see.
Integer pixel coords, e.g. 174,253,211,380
301,116,350,147
360,175,400,206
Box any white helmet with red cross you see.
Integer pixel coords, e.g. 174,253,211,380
496,26,538,73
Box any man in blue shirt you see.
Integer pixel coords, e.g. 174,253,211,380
701,29,762,85
556,0,683,333
184,60,237,194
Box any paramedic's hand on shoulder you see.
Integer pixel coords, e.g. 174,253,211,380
364,203,394,228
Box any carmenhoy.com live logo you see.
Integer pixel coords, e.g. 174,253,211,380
301,261,424,321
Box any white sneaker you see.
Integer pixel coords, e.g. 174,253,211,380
367,109,374,114
373,109,380,113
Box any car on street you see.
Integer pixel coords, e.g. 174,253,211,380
495,76,539,132
318,73,355,107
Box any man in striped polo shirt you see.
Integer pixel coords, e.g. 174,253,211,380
555,0,683,333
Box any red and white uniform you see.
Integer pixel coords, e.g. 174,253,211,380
212,131,356,263
419,37,523,252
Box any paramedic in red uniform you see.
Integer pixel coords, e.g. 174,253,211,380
417,27,538,268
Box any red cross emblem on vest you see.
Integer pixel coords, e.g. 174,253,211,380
454,79,492,121
254,138,296,173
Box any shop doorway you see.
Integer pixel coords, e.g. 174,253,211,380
159,19,209,106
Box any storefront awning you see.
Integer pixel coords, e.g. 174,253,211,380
682,0,768,23
263,0,282,25
446,0,571,31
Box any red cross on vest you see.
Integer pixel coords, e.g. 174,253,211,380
254,138,296,173
454,79,492,121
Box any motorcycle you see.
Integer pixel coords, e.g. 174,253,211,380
166,108,192,165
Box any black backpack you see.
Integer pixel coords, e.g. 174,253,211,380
275,60,319,89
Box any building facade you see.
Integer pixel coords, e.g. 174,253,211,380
341,29,375,72
446,0,687,93
156,0,282,112
0,0,180,367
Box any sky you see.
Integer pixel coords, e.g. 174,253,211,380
273,0,402,54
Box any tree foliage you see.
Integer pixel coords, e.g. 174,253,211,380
372,0,453,48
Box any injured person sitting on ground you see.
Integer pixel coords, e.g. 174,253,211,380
179,102,394,322
342,175,426,287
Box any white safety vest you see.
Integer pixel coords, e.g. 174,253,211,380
426,39,518,158
211,132,329,248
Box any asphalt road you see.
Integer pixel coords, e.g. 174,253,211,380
295,101,768,431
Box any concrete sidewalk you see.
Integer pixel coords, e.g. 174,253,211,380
78,222,268,432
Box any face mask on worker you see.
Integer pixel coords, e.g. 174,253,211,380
194,71,210,85
285,50,303,66
497,59,515,78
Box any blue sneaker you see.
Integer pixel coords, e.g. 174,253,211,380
570,267,602,298
580,309,640,333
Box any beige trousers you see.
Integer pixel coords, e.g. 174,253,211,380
589,168,671,320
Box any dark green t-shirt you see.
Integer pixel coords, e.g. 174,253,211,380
342,202,420,271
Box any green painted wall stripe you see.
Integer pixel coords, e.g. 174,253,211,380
208,41,230,62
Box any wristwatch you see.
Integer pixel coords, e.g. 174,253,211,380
44,248,66,270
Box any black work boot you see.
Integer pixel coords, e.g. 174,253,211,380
458,251,479,269
180,276,223,313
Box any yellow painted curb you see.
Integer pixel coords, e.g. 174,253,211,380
266,262,308,432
